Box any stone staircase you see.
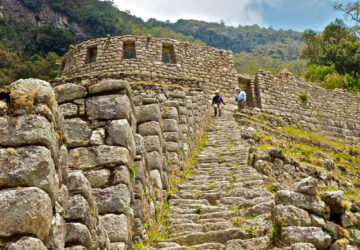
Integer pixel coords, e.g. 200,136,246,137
146,113,276,249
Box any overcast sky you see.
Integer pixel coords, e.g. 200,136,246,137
113,0,356,31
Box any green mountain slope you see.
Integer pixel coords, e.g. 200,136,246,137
0,0,306,86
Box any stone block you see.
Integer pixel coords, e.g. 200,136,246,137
165,141,179,152
281,226,331,249
86,95,131,121
54,83,87,104
90,128,105,145
112,166,131,186
59,103,78,117
135,104,161,124
65,194,90,222
65,223,92,248
88,80,130,96
0,146,58,201
65,118,91,147
0,187,52,240
85,169,111,188
138,121,162,136
93,184,131,214
147,151,163,170
162,106,179,120
0,115,58,156
134,134,145,156
273,205,311,227
100,214,129,243
162,119,179,132
107,119,135,157
150,170,162,189
69,146,130,170
7,237,47,250
144,135,162,152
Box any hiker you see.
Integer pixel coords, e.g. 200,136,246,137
212,90,225,117
235,87,246,111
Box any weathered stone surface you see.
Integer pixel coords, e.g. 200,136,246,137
163,119,179,132
289,177,318,196
0,146,58,201
163,132,179,142
310,214,326,227
134,134,145,156
65,223,92,248
65,118,91,147
241,127,255,139
100,214,129,243
226,236,270,250
85,169,111,188
54,83,87,104
93,184,131,214
276,190,330,219
112,166,131,186
0,115,58,155
291,242,316,250
0,187,52,240
46,213,66,250
90,128,105,145
150,170,163,189
147,151,163,170
166,141,179,152
135,104,161,124
69,145,130,170
330,238,350,250
162,106,179,120
59,103,78,117
274,205,311,227
110,242,126,250
107,119,135,157
320,190,346,214
88,80,130,95
86,95,131,121
144,135,162,152
348,228,360,246
65,195,90,221
7,237,47,250
244,200,274,216
281,226,331,249
138,121,162,137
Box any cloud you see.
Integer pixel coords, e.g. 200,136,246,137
113,0,265,26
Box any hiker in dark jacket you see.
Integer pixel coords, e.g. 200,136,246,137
212,90,225,117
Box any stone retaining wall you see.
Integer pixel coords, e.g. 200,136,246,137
254,71,360,140
0,78,209,249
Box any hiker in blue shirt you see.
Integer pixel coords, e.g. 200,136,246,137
212,90,225,117
235,87,246,111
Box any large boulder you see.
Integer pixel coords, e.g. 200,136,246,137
320,190,346,214
276,190,330,219
65,223,92,248
290,242,316,250
273,205,311,227
281,227,331,249
0,187,52,240
241,127,255,140
289,177,318,196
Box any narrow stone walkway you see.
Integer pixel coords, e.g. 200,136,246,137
150,113,275,250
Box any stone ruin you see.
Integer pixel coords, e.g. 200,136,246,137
0,35,359,249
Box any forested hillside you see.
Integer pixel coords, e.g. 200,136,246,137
0,0,308,86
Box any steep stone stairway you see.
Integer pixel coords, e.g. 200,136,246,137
147,113,276,250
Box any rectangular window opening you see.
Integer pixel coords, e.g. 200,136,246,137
86,46,97,64
123,41,136,59
162,44,176,64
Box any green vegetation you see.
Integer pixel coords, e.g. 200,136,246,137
232,219,243,228
301,19,360,93
268,224,281,241
299,93,309,102
194,205,202,214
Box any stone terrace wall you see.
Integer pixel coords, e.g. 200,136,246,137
59,35,240,101
53,79,209,249
254,71,360,140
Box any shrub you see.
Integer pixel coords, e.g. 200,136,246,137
303,64,337,82
319,73,351,90
299,92,309,102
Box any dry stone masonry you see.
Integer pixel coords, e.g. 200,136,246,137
0,35,360,249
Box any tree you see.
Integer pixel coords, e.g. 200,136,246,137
334,1,360,22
